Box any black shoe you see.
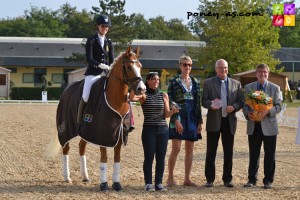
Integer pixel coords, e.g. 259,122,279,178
264,182,272,189
112,182,123,192
244,182,256,188
100,182,109,192
224,182,234,188
204,182,214,187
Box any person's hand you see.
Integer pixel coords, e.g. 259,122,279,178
175,120,184,134
248,112,254,121
226,105,235,113
171,106,179,115
98,63,111,70
197,123,202,134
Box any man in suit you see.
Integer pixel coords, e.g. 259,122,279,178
202,59,243,188
243,63,282,189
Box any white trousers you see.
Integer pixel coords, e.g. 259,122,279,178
82,74,102,102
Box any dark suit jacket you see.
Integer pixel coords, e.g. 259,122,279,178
202,76,243,134
85,34,114,76
243,81,282,136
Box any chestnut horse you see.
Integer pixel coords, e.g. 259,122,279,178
48,46,146,191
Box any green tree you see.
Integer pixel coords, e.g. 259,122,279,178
91,0,136,53
24,6,67,37
0,17,29,36
189,0,281,77
58,3,94,38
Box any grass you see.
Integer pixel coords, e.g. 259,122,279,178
285,100,300,107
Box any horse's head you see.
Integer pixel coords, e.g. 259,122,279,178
120,46,146,95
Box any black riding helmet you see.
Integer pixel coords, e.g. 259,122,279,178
96,14,111,27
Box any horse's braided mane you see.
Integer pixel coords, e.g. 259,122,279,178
110,49,136,70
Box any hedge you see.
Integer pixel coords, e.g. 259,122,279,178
11,87,64,100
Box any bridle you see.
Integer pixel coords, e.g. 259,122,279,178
122,59,143,92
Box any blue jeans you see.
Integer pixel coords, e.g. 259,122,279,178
142,125,169,185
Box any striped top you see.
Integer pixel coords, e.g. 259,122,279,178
141,91,167,126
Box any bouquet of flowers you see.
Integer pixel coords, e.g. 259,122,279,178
245,90,273,121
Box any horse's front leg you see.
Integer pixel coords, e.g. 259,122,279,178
79,139,91,182
111,140,123,191
62,143,72,183
99,146,109,191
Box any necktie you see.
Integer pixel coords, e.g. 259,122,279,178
221,80,227,117
259,84,263,91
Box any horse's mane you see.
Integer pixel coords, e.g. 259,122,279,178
110,51,125,70
106,49,136,78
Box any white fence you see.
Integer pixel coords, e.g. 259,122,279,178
0,100,59,104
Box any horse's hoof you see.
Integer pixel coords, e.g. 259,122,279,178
82,178,91,183
112,182,123,192
100,182,109,192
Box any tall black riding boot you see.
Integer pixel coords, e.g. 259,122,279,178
77,98,87,124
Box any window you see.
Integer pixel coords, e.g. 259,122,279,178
0,74,6,85
52,74,64,83
23,73,34,83
34,68,47,84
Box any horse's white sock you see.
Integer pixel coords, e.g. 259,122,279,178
100,162,107,183
112,162,120,183
62,155,71,182
80,155,90,181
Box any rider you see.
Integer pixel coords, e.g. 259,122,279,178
77,14,114,125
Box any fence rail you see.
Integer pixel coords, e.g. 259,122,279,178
0,100,59,104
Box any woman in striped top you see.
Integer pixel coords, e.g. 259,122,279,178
138,72,179,192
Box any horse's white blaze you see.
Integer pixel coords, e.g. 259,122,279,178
80,155,90,181
62,155,72,182
133,64,146,91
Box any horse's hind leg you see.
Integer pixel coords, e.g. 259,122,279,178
112,140,123,191
62,143,72,183
79,139,91,183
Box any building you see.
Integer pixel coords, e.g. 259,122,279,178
232,70,288,90
0,37,85,89
67,39,206,90
0,67,11,99
273,47,300,83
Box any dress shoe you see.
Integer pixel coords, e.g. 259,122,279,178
100,182,109,192
224,182,234,188
244,182,256,188
204,182,214,187
264,182,272,189
112,182,123,191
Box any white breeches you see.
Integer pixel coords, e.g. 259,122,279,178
82,74,104,102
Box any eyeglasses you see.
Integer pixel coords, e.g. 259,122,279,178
181,63,192,67
148,72,158,75
257,70,269,74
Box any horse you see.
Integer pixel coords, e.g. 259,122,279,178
47,46,146,191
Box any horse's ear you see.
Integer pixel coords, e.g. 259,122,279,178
134,46,140,58
126,46,132,56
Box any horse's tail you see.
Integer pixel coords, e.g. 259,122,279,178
45,130,61,158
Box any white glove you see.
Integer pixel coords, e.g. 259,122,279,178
98,63,111,70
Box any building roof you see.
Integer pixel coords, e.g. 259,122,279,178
0,37,86,67
232,70,287,78
0,66,11,72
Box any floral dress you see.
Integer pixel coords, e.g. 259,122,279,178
168,75,203,141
